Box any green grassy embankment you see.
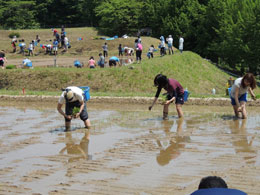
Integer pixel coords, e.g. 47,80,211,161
0,27,259,98
1,51,249,97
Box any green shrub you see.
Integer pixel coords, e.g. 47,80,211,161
8,32,20,39
5,65,17,69
255,94,260,99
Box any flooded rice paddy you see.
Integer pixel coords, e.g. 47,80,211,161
0,102,259,194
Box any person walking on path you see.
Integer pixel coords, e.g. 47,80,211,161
102,42,108,57
57,86,91,131
149,74,184,119
167,35,174,55
230,73,256,119
179,35,184,53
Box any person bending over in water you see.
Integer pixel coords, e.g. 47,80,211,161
57,86,91,131
230,73,256,119
149,74,184,119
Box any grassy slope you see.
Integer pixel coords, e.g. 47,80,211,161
0,27,259,97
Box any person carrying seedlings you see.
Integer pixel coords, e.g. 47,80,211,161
57,86,91,131
230,73,257,119
149,74,184,119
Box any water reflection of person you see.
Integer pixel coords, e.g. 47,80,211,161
156,118,187,166
229,119,256,164
59,130,90,163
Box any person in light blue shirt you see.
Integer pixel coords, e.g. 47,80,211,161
109,56,120,67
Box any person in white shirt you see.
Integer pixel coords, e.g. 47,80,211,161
167,35,174,55
28,41,34,56
179,36,184,53
64,36,69,51
57,86,91,131
230,73,256,119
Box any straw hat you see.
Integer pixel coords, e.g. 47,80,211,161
66,91,74,101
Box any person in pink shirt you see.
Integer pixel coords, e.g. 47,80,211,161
87,56,97,69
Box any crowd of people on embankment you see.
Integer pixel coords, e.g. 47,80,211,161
1,28,186,69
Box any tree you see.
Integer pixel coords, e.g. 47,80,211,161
0,0,39,29
95,0,142,36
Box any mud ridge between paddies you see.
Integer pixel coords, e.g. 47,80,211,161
0,95,259,106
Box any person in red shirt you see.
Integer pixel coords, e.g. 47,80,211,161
149,74,184,119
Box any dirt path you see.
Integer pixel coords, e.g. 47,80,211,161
7,56,88,67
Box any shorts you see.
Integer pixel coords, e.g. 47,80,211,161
168,43,172,48
0,60,3,66
167,93,184,105
109,60,116,66
65,100,88,122
231,93,247,105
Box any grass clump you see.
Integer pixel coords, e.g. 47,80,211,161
8,32,20,38
5,65,17,69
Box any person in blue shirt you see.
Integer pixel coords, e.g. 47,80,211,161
53,39,59,55
109,56,120,67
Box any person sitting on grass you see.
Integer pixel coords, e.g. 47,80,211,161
149,74,184,119
57,86,91,131
230,73,256,119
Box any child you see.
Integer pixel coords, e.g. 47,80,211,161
53,39,59,55
88,56,96,68
0,50,7,69
98,53,105,68
102,42,108,57
148,45,154,59
28,41,34,56
118,44,123,57
167,35,174,55
149,74,184,119
230,73,256,119
160,36,166,56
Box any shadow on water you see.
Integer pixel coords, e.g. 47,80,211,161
60,130,92,165
221,114,238,121
228,119,257,164
143,115,179,122
49,126,82,133
155,118,191,166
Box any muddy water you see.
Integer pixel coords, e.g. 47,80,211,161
0,103,259,194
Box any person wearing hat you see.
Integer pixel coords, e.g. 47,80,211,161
57,86,91,131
